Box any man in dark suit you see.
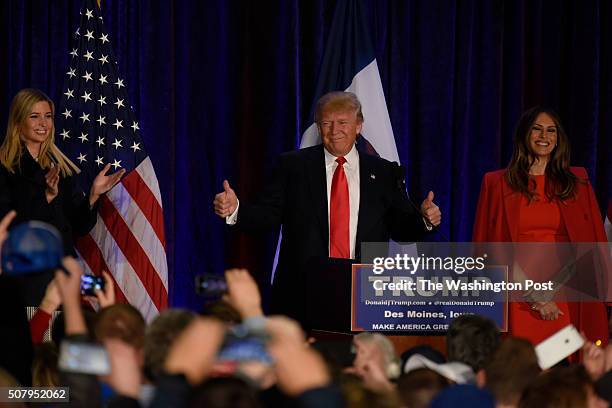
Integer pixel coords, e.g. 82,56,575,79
214,92,441,323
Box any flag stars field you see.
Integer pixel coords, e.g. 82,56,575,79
55,0,168,320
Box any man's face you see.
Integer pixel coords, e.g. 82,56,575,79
318,109,362,157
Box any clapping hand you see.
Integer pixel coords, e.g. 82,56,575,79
420,191,441,227
45,164,60,203
0,210,16,274
89,163,126,206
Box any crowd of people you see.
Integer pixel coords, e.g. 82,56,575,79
2,257,612,408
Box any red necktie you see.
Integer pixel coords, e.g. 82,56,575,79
330,156,350,258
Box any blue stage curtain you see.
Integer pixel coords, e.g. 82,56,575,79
1,0,610,311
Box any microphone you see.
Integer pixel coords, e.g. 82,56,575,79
393,163,449,242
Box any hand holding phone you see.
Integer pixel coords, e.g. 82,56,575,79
80,274,105,296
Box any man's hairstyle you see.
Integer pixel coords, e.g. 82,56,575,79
519,365,594,408
446,314,500,372
484,337,540,405
354,332,401,379
144,308,196,381
397,368,449,408
314,91,364,124
200,299,241,324
94,304,146,349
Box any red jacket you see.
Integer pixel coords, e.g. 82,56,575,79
473,167,607,243
472,167,609,345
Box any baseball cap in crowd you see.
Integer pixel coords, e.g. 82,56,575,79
403,354,475,384
1,221,64,275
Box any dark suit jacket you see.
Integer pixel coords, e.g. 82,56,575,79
0,152,97,304
236,144,427,321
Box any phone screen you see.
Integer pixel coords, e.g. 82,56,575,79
80,275,104,296
58,341,111,375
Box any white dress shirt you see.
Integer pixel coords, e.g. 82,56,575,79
325,144,360,259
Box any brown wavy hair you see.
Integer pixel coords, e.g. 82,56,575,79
505,106,579,202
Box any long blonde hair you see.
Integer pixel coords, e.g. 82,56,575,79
0,88,79,176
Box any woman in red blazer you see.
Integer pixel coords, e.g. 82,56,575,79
473,106,608,346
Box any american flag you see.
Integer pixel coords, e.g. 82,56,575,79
56,0,168,320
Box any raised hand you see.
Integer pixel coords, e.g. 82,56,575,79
420,191,441,227
213,180,238,218
45,164,60,203
164,317,225,385
89,163,126,206
85,270,116,309
224,268,263,319
39,278,62,315
266,316,330,396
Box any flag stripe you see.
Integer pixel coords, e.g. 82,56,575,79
106,180,168,289
120,169,166,248
76,233,129,304
135,157,163,208
98,195,168,311
88,214,160,321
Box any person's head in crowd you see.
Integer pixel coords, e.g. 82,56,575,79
519,365,607,408
144,308,196,382
340,373,402,408
403,354,474,385
430,384,495,408
401,345,446,369
352,332,401,380
94,304,146,350
31,343,59,387
315,91,364,157
447,314,500,373
0,88,78,176
397,368,449,408
188,375,261,408
200,299,241,324
478,337,540,408
506,106,578,202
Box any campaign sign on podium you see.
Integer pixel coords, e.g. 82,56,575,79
351,264,509,332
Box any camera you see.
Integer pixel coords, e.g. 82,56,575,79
80,274,105,296
217,321,272,365
58,340,111,375
194,274,228,297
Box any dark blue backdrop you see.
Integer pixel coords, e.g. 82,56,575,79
1,0,610,312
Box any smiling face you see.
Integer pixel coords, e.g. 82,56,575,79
20,100,53,150
318,109,362,157
528,112,558,162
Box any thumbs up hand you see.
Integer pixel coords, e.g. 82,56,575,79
213,180,239,218
420,191,441,227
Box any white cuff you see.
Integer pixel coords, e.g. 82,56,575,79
226,199,240,225
423,217,433,231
